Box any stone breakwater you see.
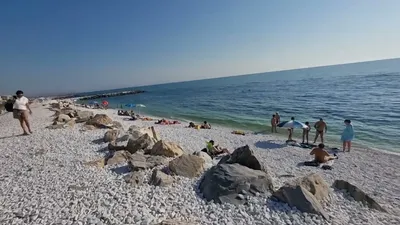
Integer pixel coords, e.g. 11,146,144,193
0,102,399,225
53,90,146,100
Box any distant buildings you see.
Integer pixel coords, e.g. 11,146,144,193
1,95,13,101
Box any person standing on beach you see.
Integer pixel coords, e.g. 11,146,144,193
302,122,311,144
271,115,277,133
288,117,295,141
13,90,33,135
275,112,280,124
341,119,354,152
313,118,327,143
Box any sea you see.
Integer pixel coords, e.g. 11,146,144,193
78,58,400,153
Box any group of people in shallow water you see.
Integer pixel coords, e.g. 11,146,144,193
271,113,355,152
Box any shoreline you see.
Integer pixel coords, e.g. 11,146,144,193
101,106,400,156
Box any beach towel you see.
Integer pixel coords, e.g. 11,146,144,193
302,160,334,168
140,117,154,121
155,120,181,125
302,157,335,169
320,159,334,170
286,140,301,147
231,130,245,135
321,165,333,170
300,143,317,149
303,161,320,167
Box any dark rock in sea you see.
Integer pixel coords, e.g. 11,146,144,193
53,90,146,100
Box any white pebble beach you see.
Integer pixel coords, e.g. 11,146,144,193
0,102,399,225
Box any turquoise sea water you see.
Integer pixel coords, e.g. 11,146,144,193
79,59,400,153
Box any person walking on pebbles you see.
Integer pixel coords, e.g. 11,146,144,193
341,119,354,152
13,90,33,135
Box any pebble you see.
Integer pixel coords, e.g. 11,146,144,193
0,104,398,225
236,194,245,200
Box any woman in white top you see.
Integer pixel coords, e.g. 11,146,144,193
13,90,33,135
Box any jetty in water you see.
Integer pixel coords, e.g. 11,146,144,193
53,90,146,100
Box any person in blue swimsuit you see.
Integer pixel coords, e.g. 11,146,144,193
341,119,354,152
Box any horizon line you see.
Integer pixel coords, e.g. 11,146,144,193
20,57,400,97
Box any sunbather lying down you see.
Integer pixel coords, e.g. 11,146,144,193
155,119,180,125
231,130,245,135
118,110,133,116
188,122,196,128
187,122,202,130
201,140,230,158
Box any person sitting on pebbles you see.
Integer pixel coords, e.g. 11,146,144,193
309,143,338,164
201,121,211,129
201,140,230,158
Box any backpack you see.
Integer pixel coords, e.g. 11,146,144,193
5,102,14,112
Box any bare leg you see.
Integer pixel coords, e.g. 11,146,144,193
302,131,305,143
347,141,351,152
324,156,336,162
18,117,28,134
306,132,309,144
288,129,293,140
215,148,230,155
313,132,319,143
222,148,230,154
320,132,324,143
342,141,346,152
22,112,32,133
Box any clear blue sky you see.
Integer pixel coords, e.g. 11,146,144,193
1,0,399,95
